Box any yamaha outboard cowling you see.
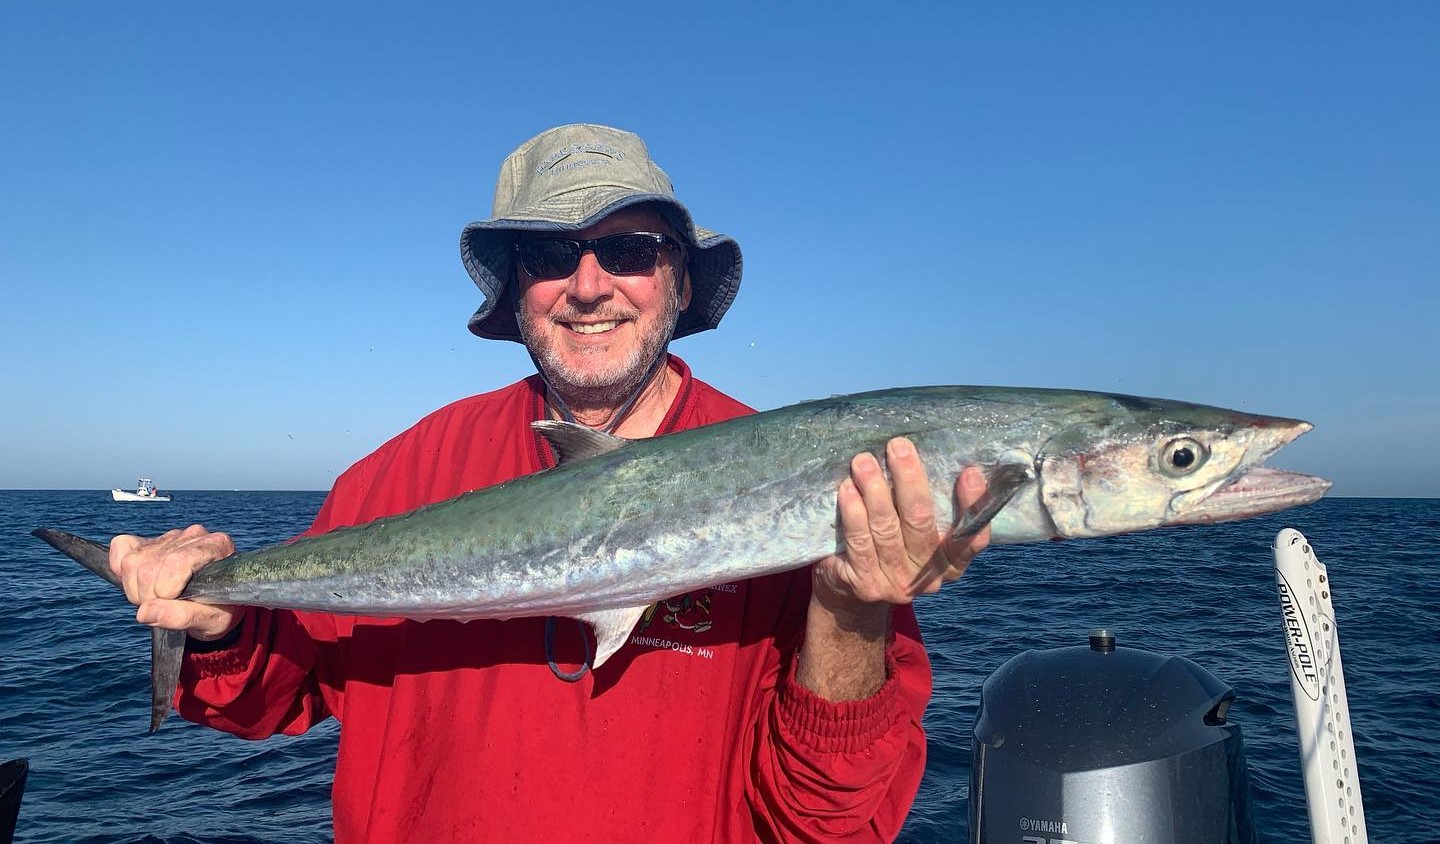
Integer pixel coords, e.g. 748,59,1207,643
969,630,1256,844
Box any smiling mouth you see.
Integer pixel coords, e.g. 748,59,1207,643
564,320,624,335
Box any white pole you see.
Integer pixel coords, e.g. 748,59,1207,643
1273,528,1368,844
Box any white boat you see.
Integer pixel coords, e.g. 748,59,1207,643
111,478,172,502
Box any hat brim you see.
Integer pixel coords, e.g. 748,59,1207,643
460,193,742,342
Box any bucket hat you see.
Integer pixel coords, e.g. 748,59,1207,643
460,124,743,342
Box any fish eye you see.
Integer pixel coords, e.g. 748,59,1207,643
1159,437,1209,477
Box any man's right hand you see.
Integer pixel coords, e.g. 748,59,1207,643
109,524,242,641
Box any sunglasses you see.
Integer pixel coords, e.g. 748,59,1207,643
514,232,682,280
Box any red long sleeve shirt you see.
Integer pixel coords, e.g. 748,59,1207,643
177,356,933,842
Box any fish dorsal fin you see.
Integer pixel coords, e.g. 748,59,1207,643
531,420,631,463
576,605,648,668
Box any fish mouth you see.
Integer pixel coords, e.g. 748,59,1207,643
1170,417,1330,525
1171,466,1332,525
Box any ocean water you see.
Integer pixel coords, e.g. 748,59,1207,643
1,492,1436,843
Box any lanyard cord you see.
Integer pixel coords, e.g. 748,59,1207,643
528,344,670,681
544,616,594,683
534,346,669,433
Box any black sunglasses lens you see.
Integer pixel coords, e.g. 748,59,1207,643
518,240,581,279
595,234,662,275
518,234,669,278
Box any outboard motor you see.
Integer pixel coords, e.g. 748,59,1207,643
969,630,1256,844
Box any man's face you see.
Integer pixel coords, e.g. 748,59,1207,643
517,206,691,407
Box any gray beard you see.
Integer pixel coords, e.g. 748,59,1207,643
519,289,679,409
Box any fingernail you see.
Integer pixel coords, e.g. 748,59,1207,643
964,469,985,490
890,438,913,458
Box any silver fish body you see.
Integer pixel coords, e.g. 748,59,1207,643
34,385,1328,728
181,385,1323,620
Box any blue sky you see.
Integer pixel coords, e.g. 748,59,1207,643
2,4,1435,495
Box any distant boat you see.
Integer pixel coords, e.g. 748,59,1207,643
111,478,172,502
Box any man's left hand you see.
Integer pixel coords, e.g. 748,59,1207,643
812,437,990,613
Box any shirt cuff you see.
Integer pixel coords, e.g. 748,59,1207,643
776,649,906,754
183,614,252,677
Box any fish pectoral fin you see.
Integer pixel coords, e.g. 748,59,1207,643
909,463,1034,591
951,463,1033,539
531,421,631,463
576,605,647,669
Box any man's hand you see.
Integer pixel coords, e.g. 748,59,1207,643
813,437,990,611
799,438,989,700
109,524,242,641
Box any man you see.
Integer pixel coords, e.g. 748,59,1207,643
111,124,990,842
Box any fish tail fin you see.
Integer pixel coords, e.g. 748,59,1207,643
33,528,181,731
30,528,122,587
150,628,185,732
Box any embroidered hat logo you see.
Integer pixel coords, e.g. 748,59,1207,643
535,143,627,176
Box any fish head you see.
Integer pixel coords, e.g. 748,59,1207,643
1037,395,1331,538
